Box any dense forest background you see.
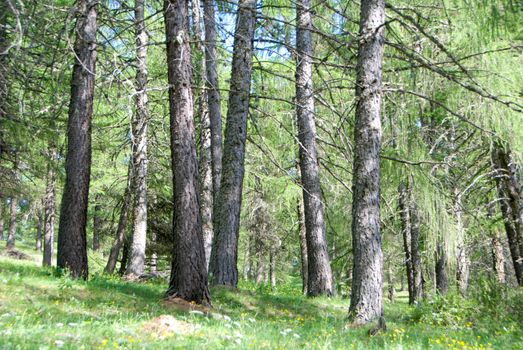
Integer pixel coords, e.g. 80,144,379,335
0,0,523,348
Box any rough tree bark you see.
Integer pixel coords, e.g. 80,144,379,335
57,0,98,279
6,196,16,249
491,233,506,284
491,141,523,286
295,0,333,297
349,0,385,325
164,0,210,304
454,192,470,296
209,0,256,287
126,0,150,278
435,241,449,294
43,157,56,267
203,0,223,205
297,198,308,294
92,194,102,251
193,0,214,270
105,168,132,274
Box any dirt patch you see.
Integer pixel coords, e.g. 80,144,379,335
163,296,211,313
142,315,199,339
3,248,32,260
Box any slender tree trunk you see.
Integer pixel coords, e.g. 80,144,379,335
297,198,308,294
57,0,98,279
209,0,256,287
164,0,210,305
92,194,102,251
387,264,395,303
491,141,523,286
410,202,424,301
491,232,506,284
6,197,16,249
0,198,4,240
398,182,414,303
105,170,132,274
193,0,214,270
35,208,43,251
126,0,150,279
435,241,449,294
150,229,157,274
203,0,223,204
269,250,276,289
295,0,333,297
43,160,56,267
0,2,7,157
119,234,130,275
348,0,385,325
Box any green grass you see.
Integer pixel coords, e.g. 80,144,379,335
0,243,521,349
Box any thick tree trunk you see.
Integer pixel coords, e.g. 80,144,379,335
491,233,506,284
203,0,223,204
43,161,56,267
6,197,16,249
92,194,102,251
348,0,385,325
57,0,98,279
209,0,256,287
35,208,43,251
164,0,210,305
297,198,308,294
105,171,131,274
435,241,449,295
295,0,333,297
491,142,523,286
193,0,214,270
126,0,150,279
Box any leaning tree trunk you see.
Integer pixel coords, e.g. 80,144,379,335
203,0,223,205
6,197,16,249
209,0,256,287
349,0,385,325
193,0,214,270
491,141,523,286
92,194,102,251
295,0,333,297
105,170,132,274
126,0,150,279
43,160,56,267
435,240,449,295
57,0,98,279
164,0,210,305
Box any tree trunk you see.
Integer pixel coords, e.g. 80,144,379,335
348,0,385,325
295,0,333,297
119,233,130,276
6,197,16,249
491,233,506,284
387,264,395,303
35,208,43,251
398,182,415,303
92,194,102,251
297,198,308,294
435,241,449,295
150,229,157,274
454,192,470,296
269,250,276,289
410,202,424,301
0,198,4,240
491,141,523,286
203,0,223,204
126,0,150,279
209,0,256,287
164,0,210,305
43,160,56,267
193,0,214,270
57,0,98,279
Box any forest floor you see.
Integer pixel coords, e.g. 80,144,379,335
0,243,522,349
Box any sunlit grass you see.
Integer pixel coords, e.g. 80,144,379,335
0,243,521,349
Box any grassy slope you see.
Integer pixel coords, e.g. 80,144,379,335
0,243,521,350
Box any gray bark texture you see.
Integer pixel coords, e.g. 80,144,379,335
209,0,256,287
491,141,523,286
491,233,506,284
126,0,150,279
349,0,385,325
164,0,210,305
43,158,56,266
454,193,469,296
295,0,333,297
435,241,449,294
57,0,98,279
203,0,223,203
297,198,308,294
